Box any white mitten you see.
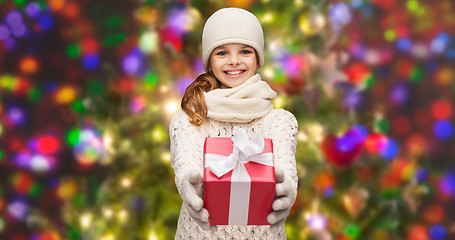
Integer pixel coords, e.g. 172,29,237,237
268,168,293,233
181,169,217,231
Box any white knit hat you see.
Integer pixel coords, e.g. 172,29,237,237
202,8,264,72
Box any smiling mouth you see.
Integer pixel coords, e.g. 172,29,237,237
224,70,245,75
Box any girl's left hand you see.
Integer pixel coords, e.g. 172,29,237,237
267,168,293,233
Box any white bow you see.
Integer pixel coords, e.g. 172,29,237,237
205,127,274,180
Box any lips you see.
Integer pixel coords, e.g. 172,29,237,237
224,70,245,75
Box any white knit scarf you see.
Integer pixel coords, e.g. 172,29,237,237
204,74,277,123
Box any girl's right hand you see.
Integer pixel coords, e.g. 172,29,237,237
182,170,217,231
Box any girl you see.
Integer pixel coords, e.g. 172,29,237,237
170,7,298,239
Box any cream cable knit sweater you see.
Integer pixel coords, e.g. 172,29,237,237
169,108,298,240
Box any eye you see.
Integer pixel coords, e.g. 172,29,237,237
241,49,252,55
215,51,227,56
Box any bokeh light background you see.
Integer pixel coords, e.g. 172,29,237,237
0,0,454,239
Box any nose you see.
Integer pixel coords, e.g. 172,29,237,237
228,54,240,66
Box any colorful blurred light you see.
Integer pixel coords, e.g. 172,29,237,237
351,0,363,8
159,27,183,51
25,2,41,17
351,124,369,140
435,66,454,86
438,172,455,195
165,100,179,116
7,200,28,220
19,56,39,74
193,58,204,74
365,132,387,153
13,0,26,5
118,77,134,93
42,231,61,240
37,14,54,31
431,99,452,120
12,172,34,194
176,77,192,95
8,106,26,125
397,38,412,51
429,224,447,240
74,129,104,166
134,6,159,24
415,168,428,182
349,42,365,58
344,62,371,84
6,10,23,26
144,72,159,90
407,0,421,12
67,129,81,146
306,213,327,231
299,11,326,35
384,29,396,42
411,43,430,59
433,120,452,140
405,134,426,157
15,152,32,168
0,74,14,90
129,95,146,114
37,136,60,154
344,90,362,108
374,116,390,133
151,124,167,143
329,2,352,31
139,31,158,54
282,55,308,77
62,1,80,18
49,0,66,11
57,180,77,199
401,160,417,180
344,224,360,239
4,37,17,50
55,86,77,104
390,82,409,105
423,204,445,224
380,138,398,160
123,52,142,75
80,213,92,229
0,25,10,40
30,155,53,172
66,43,81,58
167,8,200,33
336,128,365,152
12,76,31,94
314,172,335,193
430,33,450,54
82,54,100,70
81,37,99,54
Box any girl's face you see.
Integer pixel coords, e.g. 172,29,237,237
209,43,258,88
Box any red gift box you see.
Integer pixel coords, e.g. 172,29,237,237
203,130,275,225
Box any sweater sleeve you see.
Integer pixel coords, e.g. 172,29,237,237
268,109,299,203
169,110,205,198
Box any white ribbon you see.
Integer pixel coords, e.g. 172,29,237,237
204,127,274,225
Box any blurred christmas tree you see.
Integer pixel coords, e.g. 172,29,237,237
62,1,455,240
1,0,454,240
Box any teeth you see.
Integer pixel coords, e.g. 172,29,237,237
226,70,243,75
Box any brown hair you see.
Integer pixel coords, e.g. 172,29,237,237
181,72,219,126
